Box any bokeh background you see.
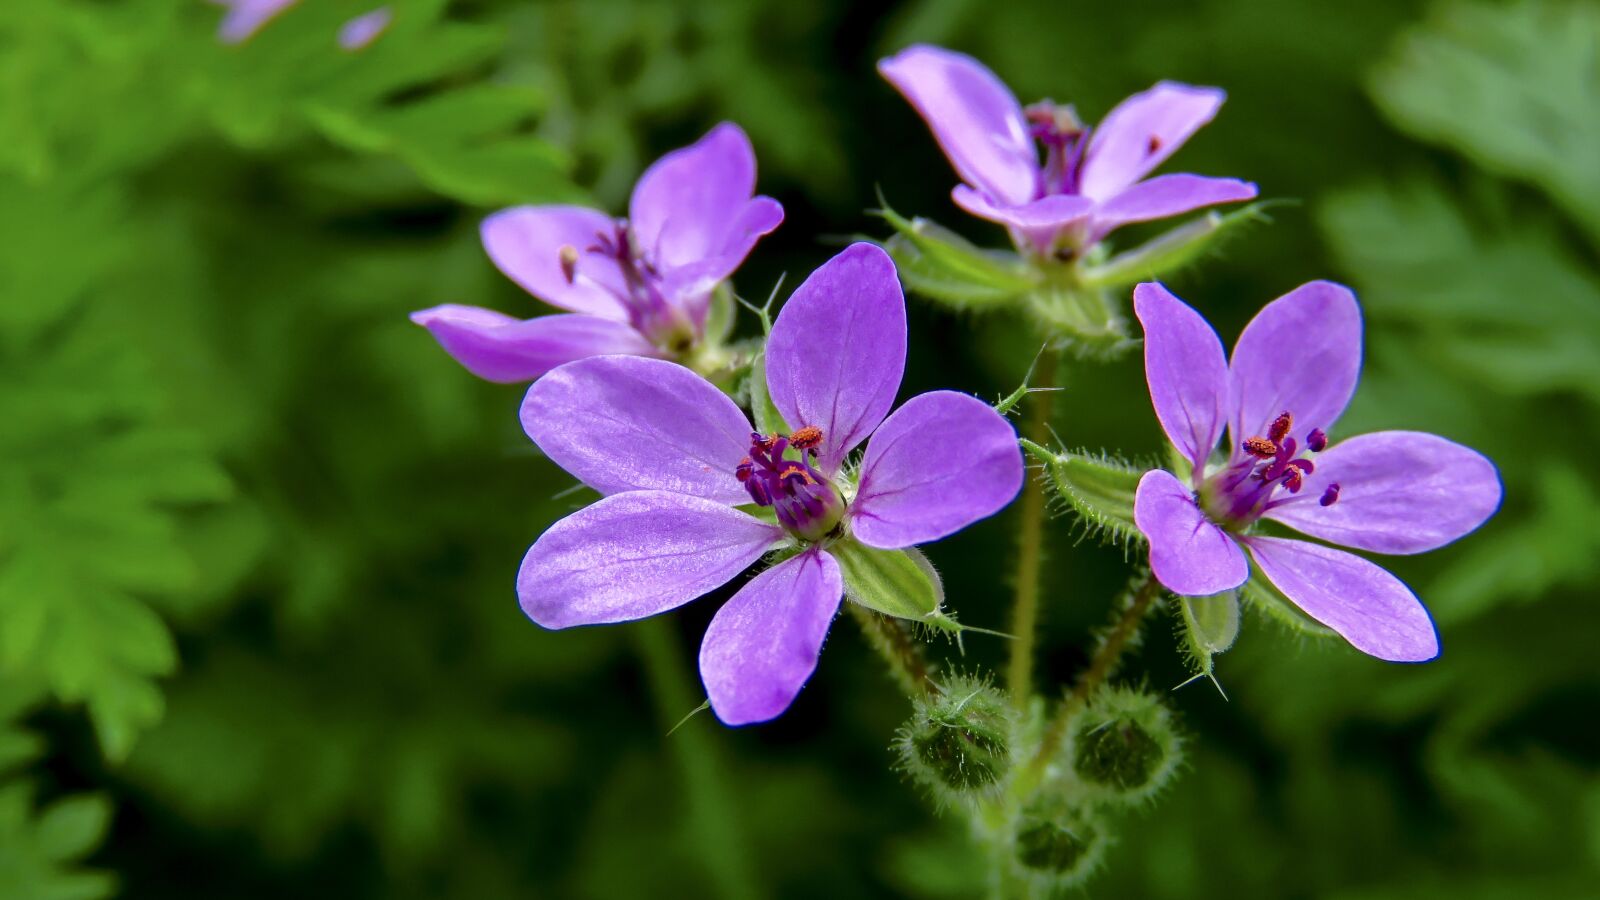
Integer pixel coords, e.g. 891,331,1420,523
2,0,1597,897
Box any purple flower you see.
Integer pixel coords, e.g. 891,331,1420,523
1130,281,1501,662
211,0,297,43
338,7,392,50
411,123,783,383
516,244,1024,724
879,44,1257,256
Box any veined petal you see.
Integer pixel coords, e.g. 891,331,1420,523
1265,431,1502,555
629,123,782,278
851,391,1023,549
765,243,907,475
1080,82,1226,201
659,196,785,322
1230,280,1362,447
1134,469,1248,596
522,356,753,504
1133,283,1230,476
410,306,659,383
879,45,1039,207
1090,174,1257,239
481,206,630,320
952,186,1093,237
1243,536,1438,662
518,491,782,629
699,549,843,726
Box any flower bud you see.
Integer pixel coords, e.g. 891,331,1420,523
895,675,1014,806
1010,805,1106,890
1069,686,1182,805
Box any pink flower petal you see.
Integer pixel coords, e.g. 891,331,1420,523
951,186,1093,248
1080,82,1226,201
410,306,659,383
1091,174,1257,240
1134,469,1248,596
521,356,754,505
628,123,783,279
1133,283,1231,476
1230,280,1362,448
851,391,1024,549
1243,536,1438,662
765,243,906,475
699,549,843,725
519,491,781,629
480,206,630,321
879,45,1039,207
1265,431,1502,555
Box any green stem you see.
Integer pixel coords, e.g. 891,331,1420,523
633,619,762,900
1005,345,1060,711
848,603,936,697
1012,572,1161,799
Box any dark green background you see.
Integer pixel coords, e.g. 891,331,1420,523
2,0,1596,897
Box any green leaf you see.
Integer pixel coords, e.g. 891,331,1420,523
830,540,945,624
876,202,1038,310
0,781,115,900
1079,204,1273,289
1371,0,1600,241
1023,441,1144,546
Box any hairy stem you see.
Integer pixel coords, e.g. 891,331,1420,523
1013,572,1162,798
634,619,762,900
848,603,935,697
1005,345,1061,711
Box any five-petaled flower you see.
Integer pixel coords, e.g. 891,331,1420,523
879,44,1257,258
1131,281,1501,662
412,123,783,383
516,243,1024,724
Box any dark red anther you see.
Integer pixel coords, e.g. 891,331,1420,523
1147,135,1163,155
1281,467,1304,494
1320,483,1341,507
734,457,753,482
1306,428,1328,452
1244,437,1278,459
1268,411,1294,443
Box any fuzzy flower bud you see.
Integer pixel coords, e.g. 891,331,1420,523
1068,686,1182,805
1010,805,1107,891
895,675,1015,806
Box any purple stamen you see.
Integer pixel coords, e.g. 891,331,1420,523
1306,428,1328,452
562,222,694,347
738,427,844,541
1320,483,1340,507
1199,408,1336,527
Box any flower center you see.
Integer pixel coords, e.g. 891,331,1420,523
736,427,845,542
1025,101,1090,198
559,221,695,350
1197,410,1340,530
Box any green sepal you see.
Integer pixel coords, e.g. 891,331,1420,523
1240,568,1338,639
875,202,1038,311
1078,203,1273,290
744,351,790,437
703,282,736,345
830,539,951,627
1178,590,1240,682
1022,441,1144,547
1022,281,1135,359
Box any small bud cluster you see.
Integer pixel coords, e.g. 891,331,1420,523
1067,685,1183,806
895,675,1015,807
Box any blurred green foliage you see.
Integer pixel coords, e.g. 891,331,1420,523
0,0,1594,897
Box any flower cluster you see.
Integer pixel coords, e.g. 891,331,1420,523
403,34,1504,892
